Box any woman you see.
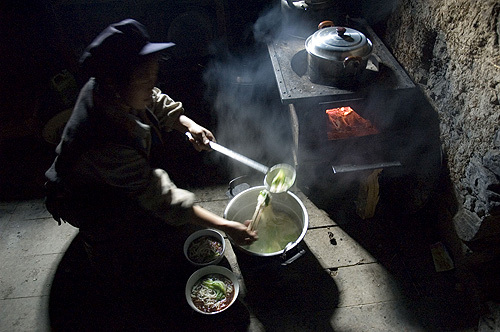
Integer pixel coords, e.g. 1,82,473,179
45,19,257,291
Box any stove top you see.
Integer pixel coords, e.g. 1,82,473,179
267,19,415,104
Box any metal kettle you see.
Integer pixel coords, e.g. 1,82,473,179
280,0,340,38
281,0,336,12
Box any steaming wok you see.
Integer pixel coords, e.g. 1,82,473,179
185,133,296,193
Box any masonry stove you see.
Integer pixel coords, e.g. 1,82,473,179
266,18,440,213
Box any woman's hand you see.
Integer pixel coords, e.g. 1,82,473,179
191,206,257,246
176,115,215,151
186,124,215,151
223,220,258,246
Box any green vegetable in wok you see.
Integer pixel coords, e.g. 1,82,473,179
259,190,271,206
248,190,271,231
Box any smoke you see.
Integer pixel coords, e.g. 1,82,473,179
202,6,293,178
202,1,441,199
358,0,400,27
252,4,283,44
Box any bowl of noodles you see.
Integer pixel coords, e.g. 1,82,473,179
185,265,240,314
184,229,225,266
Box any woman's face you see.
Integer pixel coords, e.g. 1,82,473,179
121,56,159,110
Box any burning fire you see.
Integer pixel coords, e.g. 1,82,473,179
326,106,379,140
340,107,353,116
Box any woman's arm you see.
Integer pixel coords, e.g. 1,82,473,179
150,88,214,151
173,115,215,151
191,205,258,246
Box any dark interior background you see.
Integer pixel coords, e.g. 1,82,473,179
2,1,498,328
0,0,390,199
1,0,275,198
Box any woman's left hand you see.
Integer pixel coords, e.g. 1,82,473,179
224,220,258,246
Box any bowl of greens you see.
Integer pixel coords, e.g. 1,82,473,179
185,265,240,314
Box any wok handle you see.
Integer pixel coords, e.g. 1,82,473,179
228,176,250,198
281,245,306,265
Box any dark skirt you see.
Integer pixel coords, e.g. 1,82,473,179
80,220,202,296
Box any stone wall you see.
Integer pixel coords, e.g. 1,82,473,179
383,1,500,249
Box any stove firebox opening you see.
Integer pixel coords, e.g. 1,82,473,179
325,106,379,141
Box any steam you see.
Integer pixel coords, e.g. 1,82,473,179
202,1,440,196
201,3,302,180
252,4,283,44
203,26,292,178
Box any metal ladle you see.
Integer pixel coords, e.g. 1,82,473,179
186,132,296,193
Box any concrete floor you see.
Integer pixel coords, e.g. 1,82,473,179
0,180,488,331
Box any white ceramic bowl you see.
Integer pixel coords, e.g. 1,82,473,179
183,229,225,266
185,265,240,315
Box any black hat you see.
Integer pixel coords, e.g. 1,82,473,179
80,19,174,80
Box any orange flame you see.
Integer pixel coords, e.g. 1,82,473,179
325,106,379,140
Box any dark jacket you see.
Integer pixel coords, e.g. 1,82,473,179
45,78,195,232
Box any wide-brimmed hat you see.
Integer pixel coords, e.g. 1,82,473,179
80,19,174,80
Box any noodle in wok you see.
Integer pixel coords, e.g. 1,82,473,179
246,199,301,253
191,274,234,313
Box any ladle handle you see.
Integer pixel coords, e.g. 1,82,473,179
185,132,269,174
210,142,269,174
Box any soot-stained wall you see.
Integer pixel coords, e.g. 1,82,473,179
383,0,500,292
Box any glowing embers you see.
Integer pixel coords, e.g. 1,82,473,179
326,106,379,140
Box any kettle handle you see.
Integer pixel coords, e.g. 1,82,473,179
344,56,362,68
344,56,363,75
318,20,335,30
